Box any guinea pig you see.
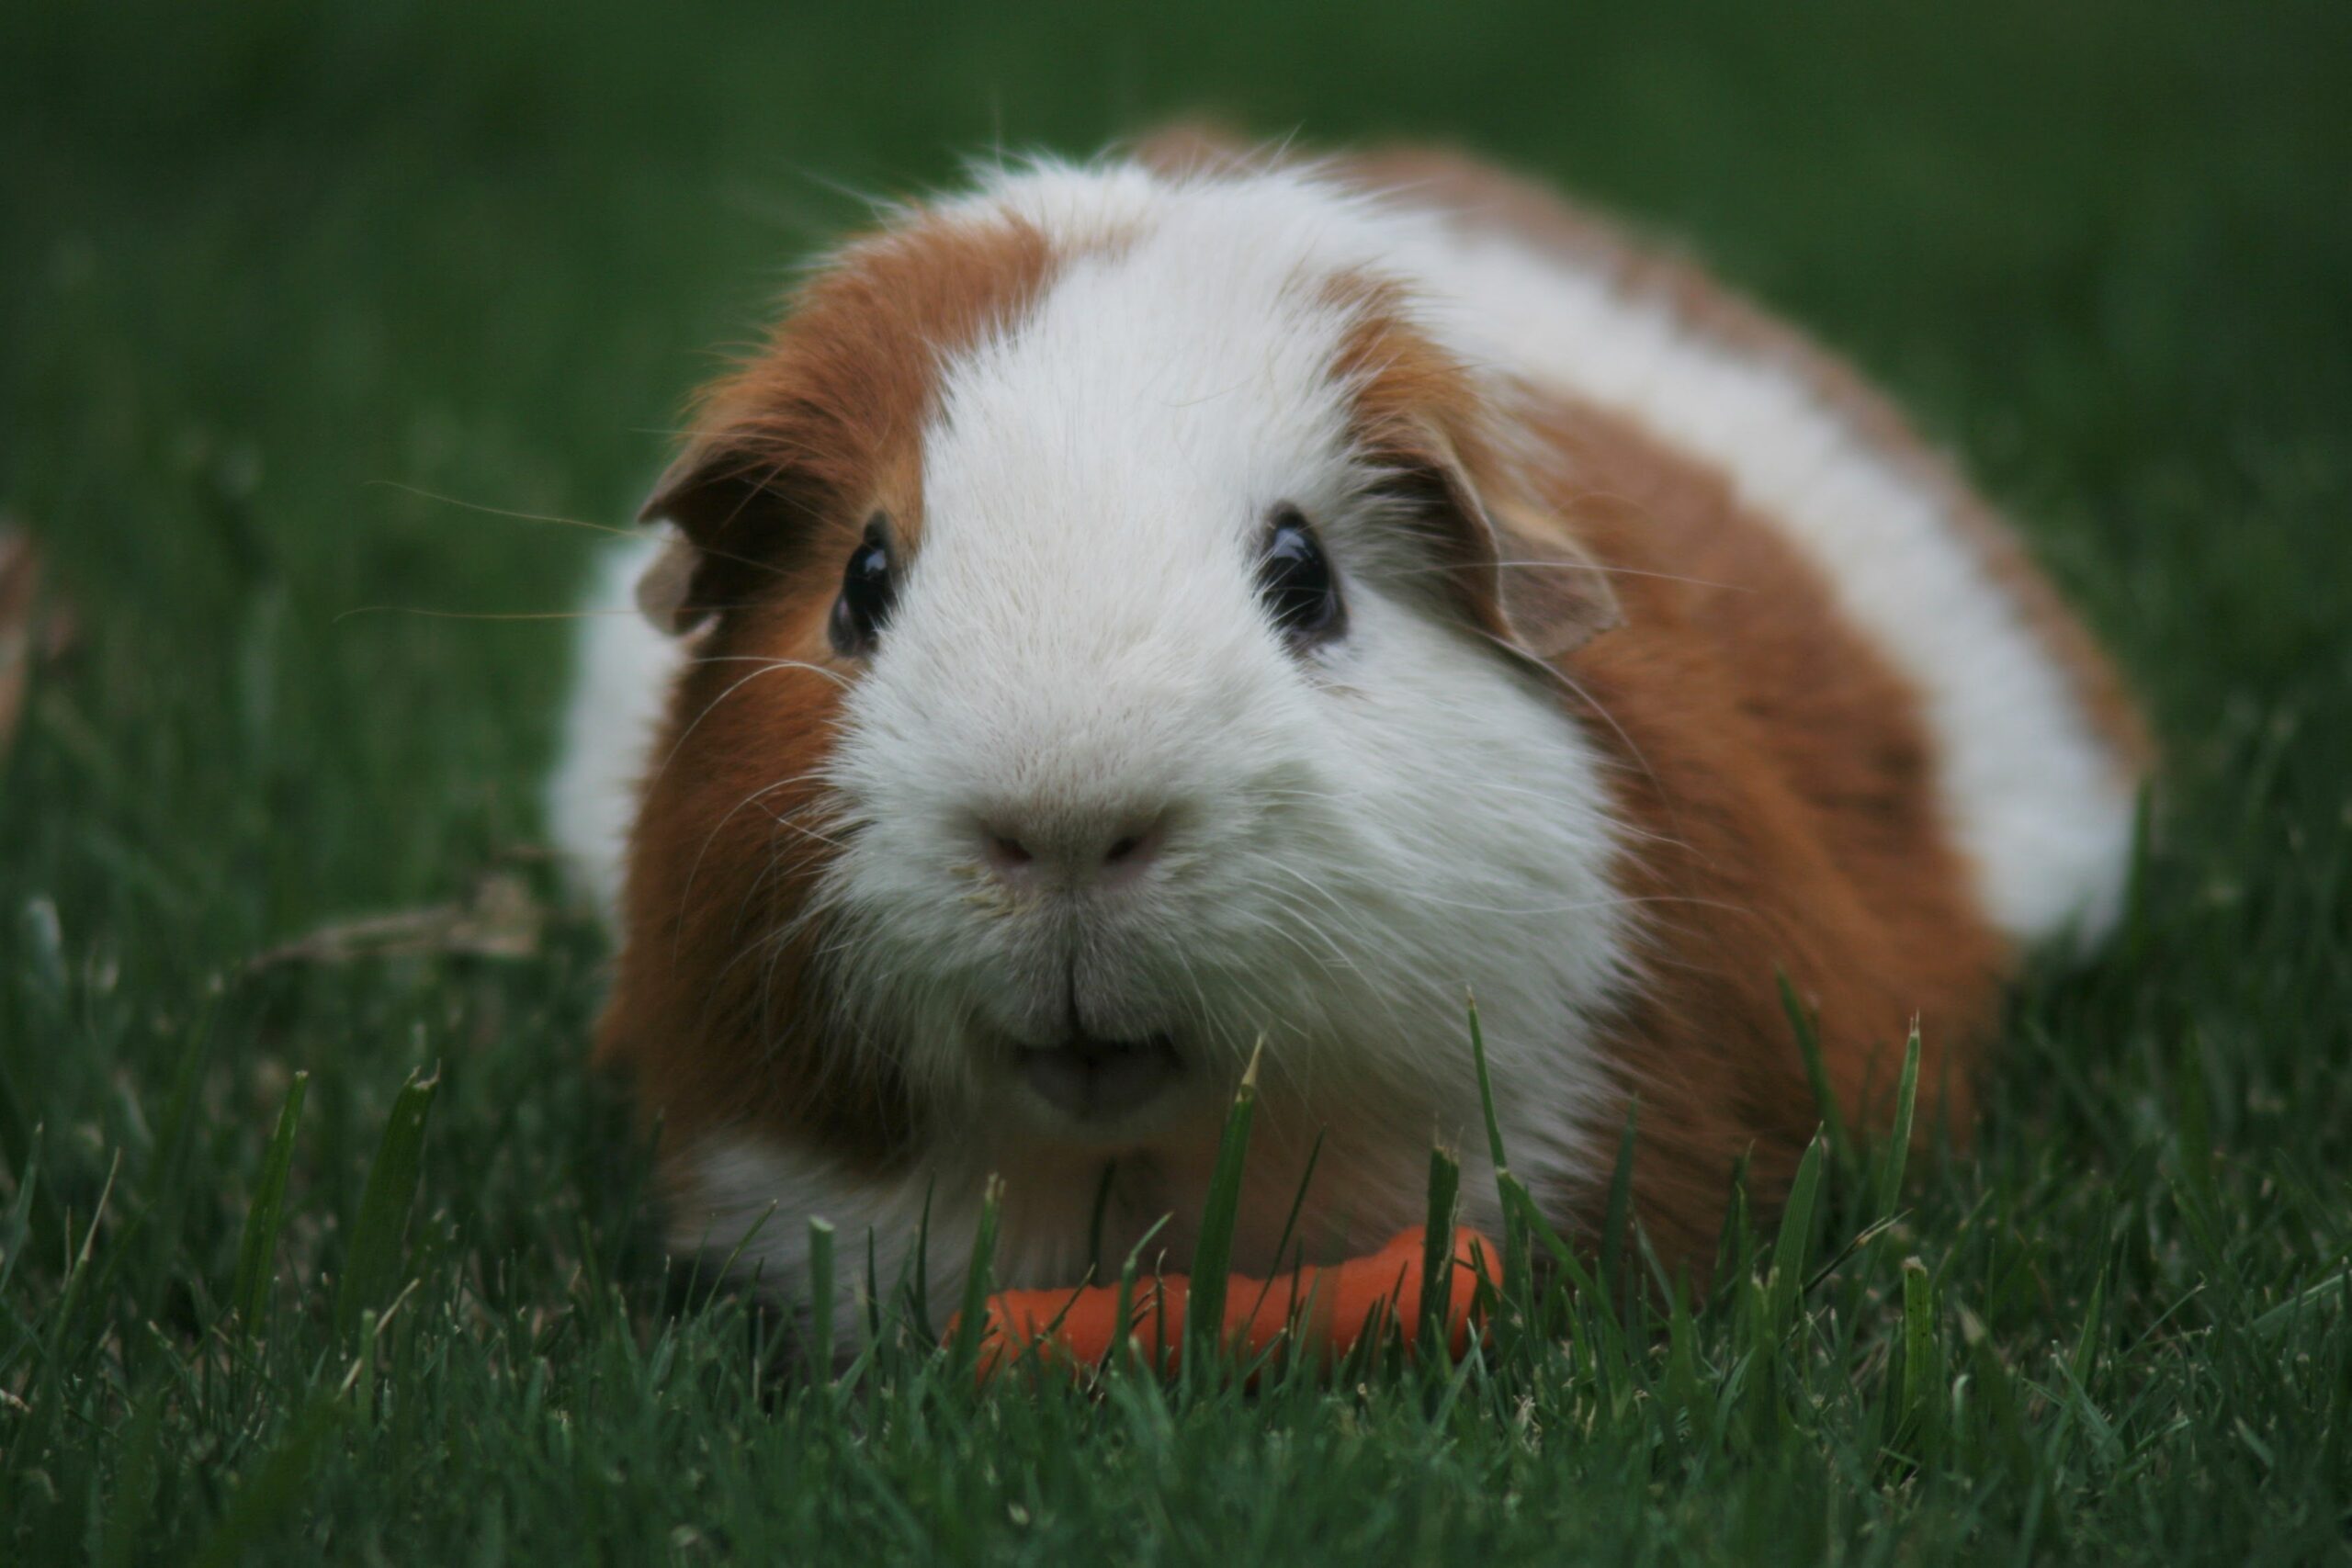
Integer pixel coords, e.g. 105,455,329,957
547,130,2148,1325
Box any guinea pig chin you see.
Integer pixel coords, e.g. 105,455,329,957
820,844,1228,1117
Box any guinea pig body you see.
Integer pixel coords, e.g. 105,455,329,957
550,137,2146,1317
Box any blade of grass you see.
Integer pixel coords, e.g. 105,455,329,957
1263,1128,1325,1302
1899,1256,1934,1443
334,1067,439,1341
806,1217,835,1376
2068,1270,2107,1388
1105,1213,1173,1376
1465,992,1509,1175
1237,1129,1329,1362
1419,1144,1461,1350
1768,1133,1826,1334
865,1227,884,1348
0,1058,63,1275
947,1176,1002,1380
46,1148,120,1361
1464,995,1537,1338
116,1002,219,1326
1185,1042,1263,1379
0,1121,45,1300
1780,970,1852,1170
232,1069,308,1335
1872,1024,1922,1222
694,1201,778,1315
2167,1044,2234,1293
1664,1280,1702,1423
2250,1266,2348,1341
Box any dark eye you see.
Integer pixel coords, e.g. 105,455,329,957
829,513,897,656
1256,506,1344,647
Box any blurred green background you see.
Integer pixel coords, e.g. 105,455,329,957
3,3,2348,1562
4,0,2346,940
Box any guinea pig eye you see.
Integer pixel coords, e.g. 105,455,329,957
829,513,898,656
1256,506,1345,648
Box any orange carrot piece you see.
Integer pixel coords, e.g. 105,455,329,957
956,1225,1499,1382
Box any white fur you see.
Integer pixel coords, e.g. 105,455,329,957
546,535,681,919
552,152,2138,1316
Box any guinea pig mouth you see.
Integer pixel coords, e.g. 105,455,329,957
1017,1034,1182,1122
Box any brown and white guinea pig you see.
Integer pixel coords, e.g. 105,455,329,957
547,132,2148,1321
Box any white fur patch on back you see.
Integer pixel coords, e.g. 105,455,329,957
1390,211,2140,946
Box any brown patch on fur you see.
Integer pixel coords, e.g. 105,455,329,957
1337,141,2154,776
1522,396,2012,1269
639,215,1055,624
1325,273,1622,660
597,212,1059,1172
1313,255,2006,1269
1324,261,2005,1268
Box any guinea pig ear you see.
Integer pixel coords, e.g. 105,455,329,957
628,446,729,637
630,439,815,637
1481,492,1625,661
629,524,703,637
636,436,755,535
1382,424,1623,665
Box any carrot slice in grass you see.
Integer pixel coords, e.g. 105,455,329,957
956,1225,1500,1382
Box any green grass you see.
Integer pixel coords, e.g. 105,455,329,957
4,1,2349,1562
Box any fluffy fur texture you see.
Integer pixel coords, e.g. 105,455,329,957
547,136,2144,1324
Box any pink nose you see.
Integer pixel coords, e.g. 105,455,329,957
979,810,1167,890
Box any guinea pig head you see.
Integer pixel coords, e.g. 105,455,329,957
598,184,1628,1204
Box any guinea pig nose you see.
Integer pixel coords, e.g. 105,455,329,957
978,810,1167,890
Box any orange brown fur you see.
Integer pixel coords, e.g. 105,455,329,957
1537,398,2007,1263
595,213,1057,1171
1331,279,2004,1268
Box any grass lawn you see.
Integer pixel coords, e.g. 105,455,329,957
5,1,2348,1562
